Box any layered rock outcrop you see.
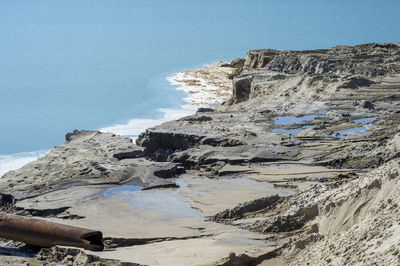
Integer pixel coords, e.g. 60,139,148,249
0,130,182,201
227,43,400,105
1,42,400,265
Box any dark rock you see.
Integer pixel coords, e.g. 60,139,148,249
259,109,272,114
0,193,16,212
339,76,376,89
209,161,226,174
65,130,99,142
113,149,144,160
360,100,375,110
91,162,108,172
36,246,141,266
136,130,206,157
221,58,245,68
152,148,175,162
230,58,246,68
250,149,299,162
181,116,213,122
201,137,245,147
212,195,282,221
225,58,246,79
197,107,214,113
153,163,185,178
226,76,253,104
142,183,179,190
244,49,279,69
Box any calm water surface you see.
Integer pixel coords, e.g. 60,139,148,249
1,0,399,174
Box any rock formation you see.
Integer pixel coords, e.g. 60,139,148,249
1,42,400,265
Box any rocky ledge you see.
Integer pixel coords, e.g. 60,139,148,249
1,42,400,265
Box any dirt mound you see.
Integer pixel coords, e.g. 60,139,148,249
286,158,400,265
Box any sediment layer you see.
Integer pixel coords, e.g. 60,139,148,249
1,42,400,265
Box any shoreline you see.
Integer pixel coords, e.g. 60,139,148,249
99,62,233,138
0,63,233,178
0,150,49,178
1,43,400,265
167,62,234,106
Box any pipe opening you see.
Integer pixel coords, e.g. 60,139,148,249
81,231,104,251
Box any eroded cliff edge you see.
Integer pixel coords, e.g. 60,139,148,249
1,43,400,265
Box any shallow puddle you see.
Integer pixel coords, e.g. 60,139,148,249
272,125,312,135
102,175,292,220
102,185,142,197
299,157,314,163
273,115,317,126
252,163,306,169
354,117,377,124
103,183,201,220
332,126,373,139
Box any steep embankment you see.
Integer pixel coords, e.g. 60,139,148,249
286,157,400,265
208,43,400,265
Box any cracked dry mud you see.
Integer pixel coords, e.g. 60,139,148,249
1,42,400,265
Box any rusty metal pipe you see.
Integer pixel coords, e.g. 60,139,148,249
0,212,103,251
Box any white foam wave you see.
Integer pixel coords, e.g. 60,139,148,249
99,106,197,137
2,68,223,178
0,150,49,178
167,71,230,106
100,67,226,138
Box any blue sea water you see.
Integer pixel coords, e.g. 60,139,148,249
1,0,400,174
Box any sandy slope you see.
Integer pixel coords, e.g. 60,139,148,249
1,43,400,265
